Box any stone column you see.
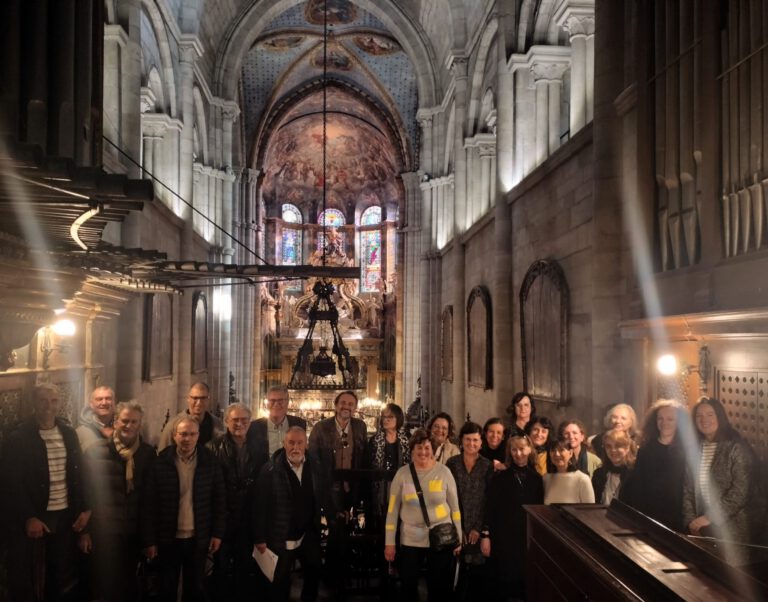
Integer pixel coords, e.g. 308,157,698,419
102,24,128,172
530,58,569,162
451,55,469,235
401,171,422,405
493,11,515,412
140,114,168,183
555,5,596,136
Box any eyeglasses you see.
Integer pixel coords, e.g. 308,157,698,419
340,431,349,449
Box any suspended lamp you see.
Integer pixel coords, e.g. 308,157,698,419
289,4,358,389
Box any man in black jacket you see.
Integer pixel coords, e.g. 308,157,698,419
2,383,90,601
252,426,332,602
208,402,260,601
247,385,306,475
81,400,156,602
141,416,226,601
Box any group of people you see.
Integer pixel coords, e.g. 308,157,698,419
383,393,766,601
1,383,765,602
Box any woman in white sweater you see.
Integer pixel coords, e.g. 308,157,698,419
543,438,595,504
384,428,462,601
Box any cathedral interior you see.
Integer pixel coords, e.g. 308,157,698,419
2,0,768,594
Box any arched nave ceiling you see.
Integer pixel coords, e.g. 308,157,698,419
238,1,419,168
262,88,401,214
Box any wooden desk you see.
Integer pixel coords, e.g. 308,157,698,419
525,500,768,601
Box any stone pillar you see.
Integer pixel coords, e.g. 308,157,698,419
530,58,569,163
451,56,469,235
401,171,422,405
121,0,142,179
555,5,596,136
49,0,75,158
176,36,203,405
494,10,515,412
103,25,128,172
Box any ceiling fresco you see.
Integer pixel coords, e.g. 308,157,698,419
240,1,419,166
262,90,401,215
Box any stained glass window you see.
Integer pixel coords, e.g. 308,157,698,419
281,228,302,265
282,204,302,224
317,208,345,227
361,230,381,292
360,206,382,226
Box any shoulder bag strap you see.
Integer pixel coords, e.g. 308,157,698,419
409,462,431,527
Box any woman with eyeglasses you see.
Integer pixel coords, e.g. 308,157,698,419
366,403,410,525
428,412,460,464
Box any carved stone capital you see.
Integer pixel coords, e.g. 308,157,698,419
530,61,569,83
140,87,156,113
564,15,595,37
141,112,171,138
179,35,204,64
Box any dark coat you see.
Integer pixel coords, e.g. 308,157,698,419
247,414,307,475
207,431,262,532
2,417,87,530
619,439,685,531
308,416,367,471
591,464,630,504
83,437,155,537
485,466,543,581
252,449,332,553
140,445,226,548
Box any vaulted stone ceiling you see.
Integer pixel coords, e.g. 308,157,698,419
240,0,419,171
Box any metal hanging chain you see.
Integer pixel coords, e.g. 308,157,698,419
321,1,328,268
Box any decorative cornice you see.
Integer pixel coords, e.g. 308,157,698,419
104,24,129,47
179,35,204,63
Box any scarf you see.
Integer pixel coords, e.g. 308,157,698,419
113,432,140,493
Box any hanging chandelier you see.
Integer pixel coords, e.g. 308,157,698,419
289,3,358,390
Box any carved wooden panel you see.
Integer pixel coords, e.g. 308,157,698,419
520,259,569,406
441,306,453,382
53,380,82,426
0,388,23,446
467,286,492,390
716,368,768,463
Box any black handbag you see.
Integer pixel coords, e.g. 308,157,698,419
408,463,460,552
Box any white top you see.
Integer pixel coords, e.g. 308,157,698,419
699,442,718,508
543,471,595,504
39,426,68,511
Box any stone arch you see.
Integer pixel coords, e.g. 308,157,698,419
140,0,177,117
253,78,411,173
147,66,165,111
213,0,439,109
467,17,498,135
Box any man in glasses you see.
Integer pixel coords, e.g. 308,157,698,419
248,385,306,475
208,403,261,600
158,382,225,450
141,416,225,601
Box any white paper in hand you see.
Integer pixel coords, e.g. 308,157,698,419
252,545,279,582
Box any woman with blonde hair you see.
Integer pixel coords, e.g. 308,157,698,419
620,399,691,531
591,429,637,505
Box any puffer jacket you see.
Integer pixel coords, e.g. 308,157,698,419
140,445,226,548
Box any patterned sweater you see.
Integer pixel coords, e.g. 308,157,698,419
385,462,462,548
